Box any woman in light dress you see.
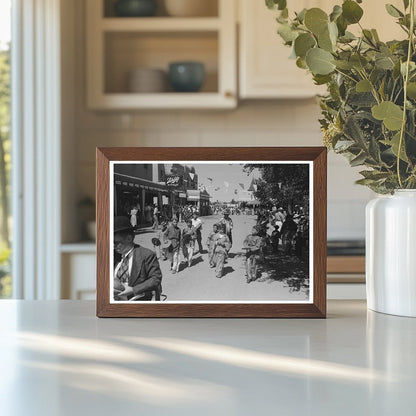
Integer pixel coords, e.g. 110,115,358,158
130,204,139,229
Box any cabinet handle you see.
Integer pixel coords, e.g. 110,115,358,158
224,91,234,99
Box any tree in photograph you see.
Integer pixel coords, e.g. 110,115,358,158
0,45,10,248
244,164,309,212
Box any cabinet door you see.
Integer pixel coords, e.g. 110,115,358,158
239,0,325,99
239,0,404,99
62,253,96,300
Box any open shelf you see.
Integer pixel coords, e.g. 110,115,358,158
102,17,221,31
104,31,218,94
87,0,236,109
103,0,219,18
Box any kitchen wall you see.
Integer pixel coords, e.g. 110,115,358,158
61,0,374,243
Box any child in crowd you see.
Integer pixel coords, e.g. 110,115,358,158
165,218,181,274
182,219,196,267
213,224,231,278
219,210,233,246
242,226,263,283
206,223,219,268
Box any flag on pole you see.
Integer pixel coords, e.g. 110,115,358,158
207,177,213,182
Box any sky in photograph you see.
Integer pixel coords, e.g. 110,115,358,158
189,163,261,202
0,0,11,49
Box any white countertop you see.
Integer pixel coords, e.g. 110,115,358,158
0,300,415,415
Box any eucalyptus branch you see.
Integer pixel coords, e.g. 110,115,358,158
393,85,404,104
358,69,381,104
397,0,415,188
334,68,358,84
390,79,398,102
398,24,410,35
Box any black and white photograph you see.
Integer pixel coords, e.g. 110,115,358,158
110,161,312,303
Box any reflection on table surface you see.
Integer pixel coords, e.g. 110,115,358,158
0,300,415,416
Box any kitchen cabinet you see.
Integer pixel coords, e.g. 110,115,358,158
238,0,404,99
238,0,325,99
86,0,237,109
61,245,96,300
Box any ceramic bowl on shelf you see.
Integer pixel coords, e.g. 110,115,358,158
168,62,205,92
164,0,218,17
128,68,167,93
114,0,158,17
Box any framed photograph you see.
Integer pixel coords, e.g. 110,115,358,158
96,147,327,318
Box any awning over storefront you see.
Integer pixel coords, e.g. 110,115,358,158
114,173,168,193
186,189,211,201
186,190,200,201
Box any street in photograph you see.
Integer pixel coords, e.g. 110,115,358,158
112,162,311,302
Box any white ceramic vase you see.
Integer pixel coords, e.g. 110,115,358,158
366,190,416,317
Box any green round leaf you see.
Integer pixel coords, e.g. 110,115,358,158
407,82,416,99
328,21,338,43
294,33,316,58
336,15,348,36
266,0,287,11
304,8,329,35
313,74,332,85
375,56,395,70
388,132,408,162
356,80,372,92
277,23,299,43
385,4,404,18
371,101,404,131
330,5,342,22
342,0,364,24
333,60,352,70
296,57,308,69
318,28,334,52
305,48,335,75
296,8,307,23
350,54,368,70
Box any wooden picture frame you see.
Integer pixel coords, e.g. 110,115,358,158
96,147,327,318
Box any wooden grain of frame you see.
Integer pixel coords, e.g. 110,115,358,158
96,147,327,318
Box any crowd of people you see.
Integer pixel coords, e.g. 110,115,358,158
113,203,309,301
125,202,208,231
255,204,309,258
152,211,232,279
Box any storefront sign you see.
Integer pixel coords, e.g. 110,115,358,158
166,175,181,187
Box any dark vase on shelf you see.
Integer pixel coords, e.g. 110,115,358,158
168,62,205,93
114,0,158,17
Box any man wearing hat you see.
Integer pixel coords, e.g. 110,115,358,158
113,216,162,301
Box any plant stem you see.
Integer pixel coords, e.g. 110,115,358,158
358,69,381,104
334,68,358,84
397,0,415,188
